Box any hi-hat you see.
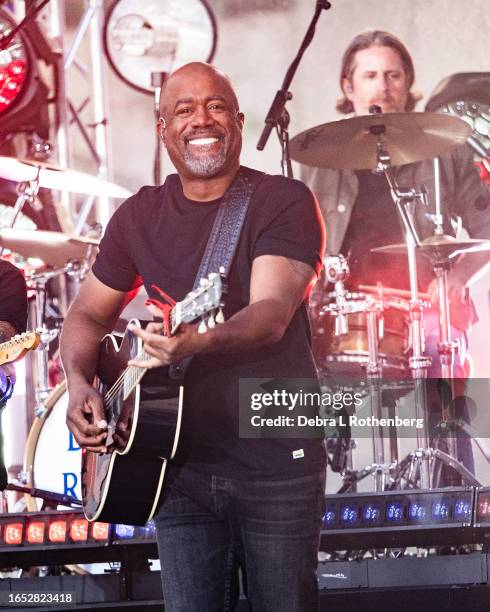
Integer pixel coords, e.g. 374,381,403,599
372,234,490,260
0,157,132,198
0,228,99,268
290,112,471,170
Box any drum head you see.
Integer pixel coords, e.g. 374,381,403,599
23,382,82,511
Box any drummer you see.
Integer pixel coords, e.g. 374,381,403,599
299,30,490,476
0,259,28,492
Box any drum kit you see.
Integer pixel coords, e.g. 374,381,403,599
0,156,131,511
291,110,490,493
0,109,488,510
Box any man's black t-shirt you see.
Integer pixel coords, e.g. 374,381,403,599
341,169,433,290
92,166,326,479
0,260,28,334
0,260,27,491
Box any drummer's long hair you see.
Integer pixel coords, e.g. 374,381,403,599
336,30,421,114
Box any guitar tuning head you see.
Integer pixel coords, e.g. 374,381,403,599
215,308,225,324
198,319,208,334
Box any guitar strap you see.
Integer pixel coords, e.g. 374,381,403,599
168,168,265,380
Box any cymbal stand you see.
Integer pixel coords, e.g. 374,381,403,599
365,297,390,491
321,255,391,492
0,174,40,256
27,268,65,417
373,131,433,488
374,130,480,488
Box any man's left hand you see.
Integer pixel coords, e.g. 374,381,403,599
127,322,202,369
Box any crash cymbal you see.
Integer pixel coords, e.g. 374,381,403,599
290,112,471,170
0,157,132,198
372,234,490,260
0,228,99,268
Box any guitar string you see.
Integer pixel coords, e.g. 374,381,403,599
101,284,217,404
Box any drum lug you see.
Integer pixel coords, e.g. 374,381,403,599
34,403,48,418
18,470,29,485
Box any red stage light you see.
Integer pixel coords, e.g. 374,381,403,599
26,521,45,544
92,522,110,541
69,519,89,542
48,520,67,543
4,522,23,545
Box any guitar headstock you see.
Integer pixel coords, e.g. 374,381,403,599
173,271,226,334
0,331,40,365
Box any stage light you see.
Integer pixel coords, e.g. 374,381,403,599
48,520,67,543
26,521,45,544
4,522,23,545
0,7,50,138
92,522,110,541
103,0,218,94
386,501,404,523
340,504,359,527
115,524,135,539
323,488,475,535
454,497,472,522
408,501,429,522
69,519,89,542
475,488,490,524
362,503,382,525
323,504,337,528
425,73,490,161
432,500,451,521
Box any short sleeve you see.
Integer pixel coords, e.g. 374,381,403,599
253,177,325,276
92,198,142,292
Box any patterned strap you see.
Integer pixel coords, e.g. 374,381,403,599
168,169,265,380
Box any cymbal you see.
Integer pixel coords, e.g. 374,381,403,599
372,234,490,260
0,228,99,268
0,157,132,198
290,112,471,170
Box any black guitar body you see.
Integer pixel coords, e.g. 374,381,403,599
82,320,182,525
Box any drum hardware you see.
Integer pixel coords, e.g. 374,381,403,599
0,156,132,199
0,227,100,268
26,267,66,411
21,381,83,512
5,482,82,511
0,177,41,257
321,258,408,492
370,123,483,490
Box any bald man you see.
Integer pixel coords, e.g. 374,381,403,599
61,62,326,611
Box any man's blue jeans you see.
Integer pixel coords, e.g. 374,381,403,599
153,467,326,612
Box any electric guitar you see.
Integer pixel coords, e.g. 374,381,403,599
82,272,225,525
0,331,40,365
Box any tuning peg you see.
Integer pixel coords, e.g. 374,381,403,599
215,308,225,324
207,313,216,328
198,319,208,334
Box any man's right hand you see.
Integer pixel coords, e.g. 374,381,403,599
66,380,108,453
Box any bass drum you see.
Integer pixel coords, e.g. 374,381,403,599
23,381,82,511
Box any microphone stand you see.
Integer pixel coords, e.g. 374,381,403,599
256,0,332,177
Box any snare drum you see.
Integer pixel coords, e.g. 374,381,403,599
22,381,82,511
314,290,410,376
